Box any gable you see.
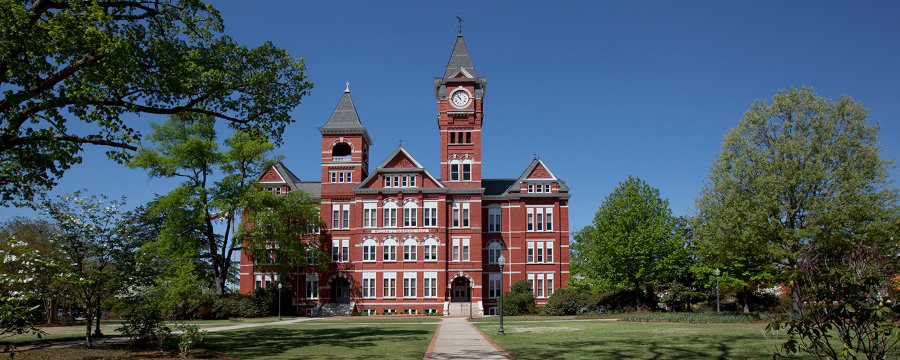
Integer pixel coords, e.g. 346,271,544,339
384,153,417,169
259,167,285,182
526,163,553,179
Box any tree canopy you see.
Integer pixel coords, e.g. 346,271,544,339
572,176,686,308
694,87,899,312
0,0,312,206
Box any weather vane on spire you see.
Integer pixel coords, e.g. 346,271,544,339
345,81,350,92
456,16,464,34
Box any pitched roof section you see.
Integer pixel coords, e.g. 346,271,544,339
256,162,321,199
443,35,478,80
318,89,373,145
486,158,571,198
357,145,445,190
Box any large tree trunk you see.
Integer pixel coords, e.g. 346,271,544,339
43,297,56,324
634,282,642,310
791,284,802,313
742,286,751,314
84,308,93,348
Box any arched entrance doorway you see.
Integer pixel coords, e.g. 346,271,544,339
331,278,350,304
450,277,471,302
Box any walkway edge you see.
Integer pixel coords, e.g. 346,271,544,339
469,320,515,360
422,322,442,360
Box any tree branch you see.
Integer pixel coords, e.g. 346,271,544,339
0,53,107,116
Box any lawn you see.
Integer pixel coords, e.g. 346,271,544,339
472,320,786,359
303,317,442,324
468,315,581,323
205,322,438,360
1,323,123,344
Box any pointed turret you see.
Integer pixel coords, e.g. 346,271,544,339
434,35,487,100
318,87,372,145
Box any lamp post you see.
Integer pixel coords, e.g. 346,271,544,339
469,280,473,319
714,268,721,314
497,254,506,335
278,282,283,320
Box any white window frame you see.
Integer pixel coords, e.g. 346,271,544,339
423,201,438,227
383,238,397,262
362,238,377,262
488,242,501,264
383,202,398,228
424,272,438,298
403,203,417,227
363,202,377,228
450,160,460,181
305,274,319,299
423,237,438,261
403,238,417,261
547,274,555,297
452,202,470,228
461,159,472,181
362,272,376,298
403,272,417,298
383,272,396,298
488,206,501,233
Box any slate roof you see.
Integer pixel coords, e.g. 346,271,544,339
318,89,372,145
483,179,516,196
260,162,321,200
443,35,478,80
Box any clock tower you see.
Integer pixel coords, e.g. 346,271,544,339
435,34,487,188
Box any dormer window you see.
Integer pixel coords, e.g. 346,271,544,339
332,142,351,161
385,174,416,188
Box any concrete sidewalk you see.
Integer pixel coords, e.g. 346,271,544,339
426,317,511,360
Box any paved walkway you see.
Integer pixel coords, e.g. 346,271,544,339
426,317,511,360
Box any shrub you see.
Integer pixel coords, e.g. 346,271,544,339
116,304,170,347
502,280,535,316
175,323,207,358
544,288,586,316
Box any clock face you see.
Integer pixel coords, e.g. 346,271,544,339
451,90,470,107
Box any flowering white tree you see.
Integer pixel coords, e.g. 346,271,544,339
0,235,54,354
42,191,131,347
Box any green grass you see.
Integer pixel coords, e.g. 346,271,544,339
1,324,123,344
304,317,442,324
620,312,762,323
473,320,786,359
467,315,580,323
206,323,437,360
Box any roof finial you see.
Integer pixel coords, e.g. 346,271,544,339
456,16,464,35
399,139,403,146
344,81,350,93
533,153,537,160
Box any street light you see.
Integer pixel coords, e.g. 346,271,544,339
714,268,721,314
497,254,506,335
278,282,283,320
469,279,473,320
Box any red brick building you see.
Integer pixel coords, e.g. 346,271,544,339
240,34,571,316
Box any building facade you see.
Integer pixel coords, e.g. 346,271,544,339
240,34,571,316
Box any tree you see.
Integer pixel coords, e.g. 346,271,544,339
239,189,325,278
503,280,536,316
572,176,685,309
41,192,135,347
0,234,51,355
0,218,66,325
129,113,277,295
694,87,899,313
0,0,312,207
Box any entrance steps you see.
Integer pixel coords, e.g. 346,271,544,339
445,302,483,317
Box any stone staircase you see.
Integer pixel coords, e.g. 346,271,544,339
313,302,354,317
445,302,483,317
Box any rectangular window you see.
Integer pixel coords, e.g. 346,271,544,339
546,208,553,231
528,273,535,295
363,243,376,261
489,273,501,298
527,208,534,231
545,184,551,192
332,239,340,262
465,132,471,144
452,203,460,227
401,176,407,187
362,272,376,298
363,202,377,228
424,241,437,261
450,132,456,144
424,272,437,298
384,207,397,227
536,211,543,231
546,244,553,263
528,184,534,192
342,204,350,229
462,163,471,181
527,242,535,263
403,207,417,227
403,272,417,298
461,203,470,227
384,242,396,261
488,207,501,232
461,238,470,261
547,274,555,297
332,206,340,229
537,274,544,298
341,239,349,262
404,242,416,261
537,245,544,263
452,238,460,261
305,274,318,299
424,201,438,227
383,273,396,298
450,163,459,181
329,171,353,183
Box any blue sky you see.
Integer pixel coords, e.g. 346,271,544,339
2,1,898,235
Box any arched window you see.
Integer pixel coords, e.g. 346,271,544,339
403,202,418,227
461,159,473,181
332,142,351,160
382,237,397,261
362,238,377,262
449,159,460,181
423,237,439,261
383,202,398,227
403,237,417,261
487,242,502,264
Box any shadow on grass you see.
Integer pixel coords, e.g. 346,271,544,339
206,325,434,359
